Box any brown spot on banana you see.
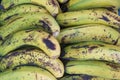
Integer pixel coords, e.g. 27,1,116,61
99,15,110,22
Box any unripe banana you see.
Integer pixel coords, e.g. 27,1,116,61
0,12,60,39
57,24,120,45
67,0,120,11
1,0,61,16
66,60,120,79
0,48,64,78
63,41,120,64
0,66,56,80
0,29,60,58
59,74,111,80
56,9,120,29
0,4,48,25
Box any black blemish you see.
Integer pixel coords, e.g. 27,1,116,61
0,5,5,10
100,15,110,22
81,74,94,80
43,38,55,50
4,14,19,21
39,20,51,32
50,0,58,7
6,61,13,68
23,35,34,43
106,62,120,70
88,46,98,53
63,22,68,24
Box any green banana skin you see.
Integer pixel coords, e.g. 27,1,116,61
57,24,120,45
0,4,48,25
0,12,60,39
56,9,120,29
59,74,112,80
63,41,120,64
66,60,120,79
0,29,60,58
0,48,64,78
57,0,68,4
67,0,120,11
0,66,56,80
1,0,61,16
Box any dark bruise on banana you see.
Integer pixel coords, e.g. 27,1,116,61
0,48,64,78
0,29,60,58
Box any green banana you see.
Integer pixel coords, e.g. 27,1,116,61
0,29,60,58
63,41,120,63
67,0,120,11
0,4,48,25
1,0,61,16
57,0,68,4
57,24,120,45
0,66,56,80
59,74,111,80
66,60,120,79
0,12,60,39
56,9,120,29
0,48,64,78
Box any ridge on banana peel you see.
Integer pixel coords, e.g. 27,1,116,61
0,29,60,59
59,74,111,80
0,4,48,26
65,60,120,79
67,0,120,11
56,8,120,29
0,66,57,80
0,48,64,78
57,24,120,45
0,0,61,16
62,41,120,64
0,12,60,39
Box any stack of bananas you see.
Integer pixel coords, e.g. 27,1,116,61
0,0,65,80
56,0,120,80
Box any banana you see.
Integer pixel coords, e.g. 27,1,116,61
0,48,64,78
0,29,60,58
0,12,60,39
66,60,120,79
0,4,48,25
0,66,56,80
56,9,120,29
57,0,68,4
1,0,61,16
57,24,120,45
62,41,120,63
67,0,120,11
59,74,111,80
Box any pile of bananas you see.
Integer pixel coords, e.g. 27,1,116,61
1,0,120,80
0,0,65,80
56,0,120,80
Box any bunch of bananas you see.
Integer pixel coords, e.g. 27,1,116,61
0,0,65,80
56,0,120,80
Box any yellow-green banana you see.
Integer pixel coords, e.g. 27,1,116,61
56,9,120,29
0,12,60,39
1,0,61,16
57,24,120,45
59,74,111,80
67,0,120,11
57,0,68,4
66,60,120,79
0,29,60,58
0,66,56,80
63,41,120,63
0,48,64,78
0,4,48,25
